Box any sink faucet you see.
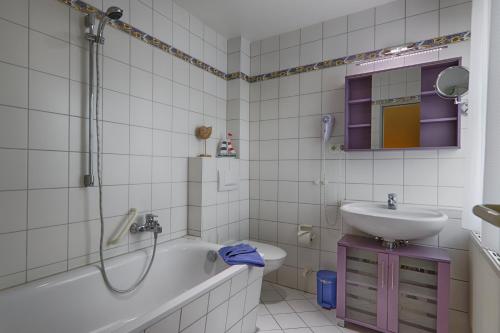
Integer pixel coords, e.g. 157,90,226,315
388,193,397,210
130,214,163,235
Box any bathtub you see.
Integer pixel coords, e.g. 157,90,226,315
0,237,263,333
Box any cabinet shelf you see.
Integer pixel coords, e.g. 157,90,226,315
348,123,371,128
348,98,372,104
420,90,438,96
420,117,457,124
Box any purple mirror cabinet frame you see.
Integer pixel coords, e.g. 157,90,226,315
336,235,451,333
344,58,462,151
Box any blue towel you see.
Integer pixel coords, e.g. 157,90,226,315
218,243,265,267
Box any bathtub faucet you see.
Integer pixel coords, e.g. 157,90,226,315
130,214,163,235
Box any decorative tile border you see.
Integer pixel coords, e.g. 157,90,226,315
59,0,470,84
245,31,471,83
58,0,228,80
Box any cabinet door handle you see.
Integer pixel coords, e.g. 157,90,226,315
391,262,394,289
380,260,384,289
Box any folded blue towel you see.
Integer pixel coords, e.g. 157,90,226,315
218,243,265,267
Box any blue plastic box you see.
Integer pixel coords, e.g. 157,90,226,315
316,270,337,309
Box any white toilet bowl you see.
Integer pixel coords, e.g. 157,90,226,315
240,240,287,274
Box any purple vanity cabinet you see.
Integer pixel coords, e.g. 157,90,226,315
336,235,451,333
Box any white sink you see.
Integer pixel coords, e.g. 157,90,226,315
341,202,448,242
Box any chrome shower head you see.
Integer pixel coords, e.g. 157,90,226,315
96,6,123,41
104,6,123,21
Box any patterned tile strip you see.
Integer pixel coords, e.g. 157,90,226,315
59,0,470,83
246,31,471,83
58,0,227,80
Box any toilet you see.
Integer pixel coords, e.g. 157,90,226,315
239,240,287,274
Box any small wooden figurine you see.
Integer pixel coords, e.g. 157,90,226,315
195,126,212,157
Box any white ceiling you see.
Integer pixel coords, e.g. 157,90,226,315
175,0,396,41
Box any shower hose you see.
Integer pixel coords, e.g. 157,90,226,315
94,24,158,294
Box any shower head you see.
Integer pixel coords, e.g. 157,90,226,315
96,6,123,41
104,6,123,21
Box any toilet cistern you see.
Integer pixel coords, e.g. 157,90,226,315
388,193,397,210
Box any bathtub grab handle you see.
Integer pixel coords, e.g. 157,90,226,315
107,208,138,246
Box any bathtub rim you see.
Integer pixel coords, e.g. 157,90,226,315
113,259,247,333
0,236,248,333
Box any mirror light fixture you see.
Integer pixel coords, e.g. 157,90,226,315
355,44,448,66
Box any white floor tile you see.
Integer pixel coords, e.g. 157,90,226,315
273,313,307,329
265,301,295,314
287,300,317,313
257,315,281,331
297,311,332,327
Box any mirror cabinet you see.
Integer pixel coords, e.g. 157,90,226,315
344,58,461,151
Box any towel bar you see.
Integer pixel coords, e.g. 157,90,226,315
473,204,500,228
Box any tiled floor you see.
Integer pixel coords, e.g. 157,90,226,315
257,282,373,333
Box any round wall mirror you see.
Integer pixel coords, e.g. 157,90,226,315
435,66,470,99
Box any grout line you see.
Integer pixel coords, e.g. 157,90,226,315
25,0,31,284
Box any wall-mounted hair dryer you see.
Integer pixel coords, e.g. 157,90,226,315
321,114,335,144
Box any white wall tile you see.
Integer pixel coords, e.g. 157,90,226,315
405,11,439,42
0,62,28,108
103,56,130,94
226,289,246,329
153,0,172,19
375,19,405,49
348,27,375,54
261,36,279,54
323,34,347,60
439,2,472,35
280,30,300,50
27,224,67,269
28,150,68,189
29,70,69,115
29,0,69,41
0,18,28,67
29,30,69,78
180,293,209,330
323,16,348,38
404,185,438,205
375,0,405,24
29,111,68,151
206,301,228,333
348,8,375,31
300,71,322,95
279,46,299,70
0,231,26,276
0,0,28,26
145,310,180,333
404,159,438,186
28,189,68,228
0,106,27,149
0,191,27,233
299,40,322,66
131,0,153,35
374,159,403,185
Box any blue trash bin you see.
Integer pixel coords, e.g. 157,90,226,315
317,270,337,309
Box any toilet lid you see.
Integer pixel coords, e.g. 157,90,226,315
242,240,286,261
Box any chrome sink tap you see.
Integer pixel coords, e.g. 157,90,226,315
130,214,163,235
388,193,397,210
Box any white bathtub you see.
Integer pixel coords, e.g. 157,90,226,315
0,238,263,333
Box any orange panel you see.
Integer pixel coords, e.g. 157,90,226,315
383,103,420,148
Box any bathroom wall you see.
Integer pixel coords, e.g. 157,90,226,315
248,0,472,330
0,0,229,289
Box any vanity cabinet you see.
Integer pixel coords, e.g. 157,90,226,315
336,235,450,333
